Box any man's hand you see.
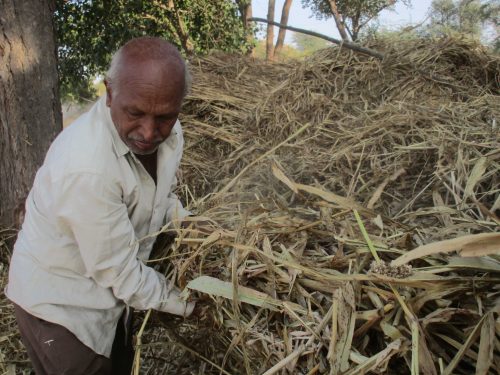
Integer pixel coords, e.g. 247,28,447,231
154,299,194,326
188,299,211,320
184,299,196,317
154,298,213,327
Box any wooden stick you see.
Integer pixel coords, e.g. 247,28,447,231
249,17,384,60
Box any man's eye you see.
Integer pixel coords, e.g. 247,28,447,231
157,115,176,123
127,110,142,117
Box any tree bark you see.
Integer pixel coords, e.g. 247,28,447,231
245,3,254,55
166,1,194,54
351,10,361,41
236,0,253,29
266,0,276,61
236,0,255,55
0,0,62,229
328,0,350,41
274,0,293,58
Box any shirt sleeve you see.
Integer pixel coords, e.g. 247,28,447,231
55,172,192,316
165,124,192,225
165,174,192,225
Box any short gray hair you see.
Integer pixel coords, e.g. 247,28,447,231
105,37,191,98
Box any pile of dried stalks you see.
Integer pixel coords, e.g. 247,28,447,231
140,37,499,374
0,37,498,374
0,230,26,374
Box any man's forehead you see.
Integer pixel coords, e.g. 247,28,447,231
120,37,182,61
122,56,181,74
119,87,183,113
117,58,184,87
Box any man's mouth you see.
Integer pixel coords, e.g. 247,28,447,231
131,139,159,151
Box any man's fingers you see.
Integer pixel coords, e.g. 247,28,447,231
184,301,196,318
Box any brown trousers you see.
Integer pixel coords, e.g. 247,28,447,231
14,304,134,375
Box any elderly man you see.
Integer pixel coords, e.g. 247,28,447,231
6,37,195,374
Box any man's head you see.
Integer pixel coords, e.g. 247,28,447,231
104,37,189,155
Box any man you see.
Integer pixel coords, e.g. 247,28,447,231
6,37,196,374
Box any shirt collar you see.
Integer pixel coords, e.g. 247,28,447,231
98,96,178,158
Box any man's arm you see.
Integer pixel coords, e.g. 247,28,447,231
165,173,192,226
56,172,194,316
165,123,192,226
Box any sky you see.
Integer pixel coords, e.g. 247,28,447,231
252,0,433,42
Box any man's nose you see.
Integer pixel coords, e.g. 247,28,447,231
140,118,158,142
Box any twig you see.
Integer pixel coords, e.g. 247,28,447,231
132,309,152,375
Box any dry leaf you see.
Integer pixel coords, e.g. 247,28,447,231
271,163,298,193
476,312,495,375
392,233,500,266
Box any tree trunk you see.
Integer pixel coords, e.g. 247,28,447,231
351,10,361,41
237,0,253,28
266,0,276,61
0,0,62,229
274,0,293,59
236,0,255,55
245,3,254,55
328,0,350,41
167,1,194,54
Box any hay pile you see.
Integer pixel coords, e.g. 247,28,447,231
0,230,26,374
140,37,500,374
0,37,498,374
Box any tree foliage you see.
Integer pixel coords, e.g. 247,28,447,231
55,0,252,101
301,0,410,41
253,39,303,60
253,32,330,61
427,0,499,42
292,32,330,53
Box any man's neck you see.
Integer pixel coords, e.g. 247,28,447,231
135,151,158,184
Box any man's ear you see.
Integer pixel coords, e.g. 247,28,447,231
104,79,112,107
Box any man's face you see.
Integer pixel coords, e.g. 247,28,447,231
105,61,184,155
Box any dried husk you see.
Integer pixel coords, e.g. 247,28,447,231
1,37,499,375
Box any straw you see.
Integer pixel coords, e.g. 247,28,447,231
1,36,499,374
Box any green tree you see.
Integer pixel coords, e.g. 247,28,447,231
55,0,253,102
292,32,330,53
301,0,410,41
253,38,303,60
235,0,256,51
426,0,499,42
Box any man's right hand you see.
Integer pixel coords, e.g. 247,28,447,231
155,298,212,327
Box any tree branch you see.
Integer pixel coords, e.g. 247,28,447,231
249,17,384,60
328,0,350,41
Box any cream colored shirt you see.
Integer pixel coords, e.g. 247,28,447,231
7,97,192,357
